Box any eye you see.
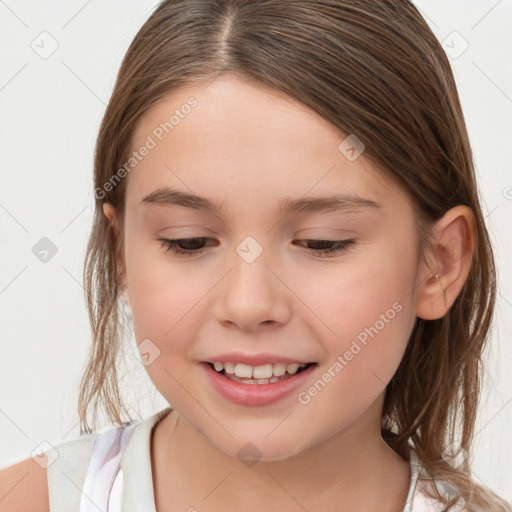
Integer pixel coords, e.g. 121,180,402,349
295,239,357,257
158,237,357,258
158,237,215,256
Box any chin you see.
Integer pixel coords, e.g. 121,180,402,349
211,434,307,464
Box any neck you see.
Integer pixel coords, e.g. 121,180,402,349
151,399,411,512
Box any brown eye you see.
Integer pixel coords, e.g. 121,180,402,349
158,237,214,256
295,239,357,257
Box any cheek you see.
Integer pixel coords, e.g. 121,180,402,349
124,239,207,360
295,238,418,394
126,255,209,401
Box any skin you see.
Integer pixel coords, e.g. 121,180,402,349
103,73,475,512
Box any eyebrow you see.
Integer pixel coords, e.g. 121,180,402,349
141,187,380,216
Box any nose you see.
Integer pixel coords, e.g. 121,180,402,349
214,248,291,332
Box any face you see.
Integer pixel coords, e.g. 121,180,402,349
107,74,422,461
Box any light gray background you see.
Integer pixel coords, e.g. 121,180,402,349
1,0,511,501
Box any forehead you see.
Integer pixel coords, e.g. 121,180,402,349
125,74,399,215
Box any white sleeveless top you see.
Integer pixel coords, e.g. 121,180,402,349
45,406,466,511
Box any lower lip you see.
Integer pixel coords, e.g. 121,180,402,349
201,362,318,407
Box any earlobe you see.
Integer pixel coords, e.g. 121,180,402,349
102,202,128,293
103,202,117,232
416,206,475,320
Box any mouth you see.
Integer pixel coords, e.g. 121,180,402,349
201,360,319,406
204,361,317,385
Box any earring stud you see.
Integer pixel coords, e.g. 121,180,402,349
427,272,441,284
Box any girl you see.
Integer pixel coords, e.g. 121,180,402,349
2,1,510,511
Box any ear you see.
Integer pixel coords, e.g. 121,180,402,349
102,203,129,304
415,205,476,320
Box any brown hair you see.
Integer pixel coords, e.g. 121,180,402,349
79,1,510,510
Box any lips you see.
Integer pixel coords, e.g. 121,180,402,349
201,360,319,407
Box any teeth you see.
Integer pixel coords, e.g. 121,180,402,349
234,363,253,378
252,364,273,379
273,363,287,377
224,362,235,374
228,374,284,384
210,361,309,378
286,363,300,375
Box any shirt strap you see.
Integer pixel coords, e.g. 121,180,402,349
78,422,138,512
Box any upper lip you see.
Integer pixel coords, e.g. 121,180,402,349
203,352,316,366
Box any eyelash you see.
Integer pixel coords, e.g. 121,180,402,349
158,237,357,257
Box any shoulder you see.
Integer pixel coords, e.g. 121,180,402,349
413,477,511,512
0,409,171,512
0,431,98,512
0,455,49,512
411,476,467,512
406,447,468,512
